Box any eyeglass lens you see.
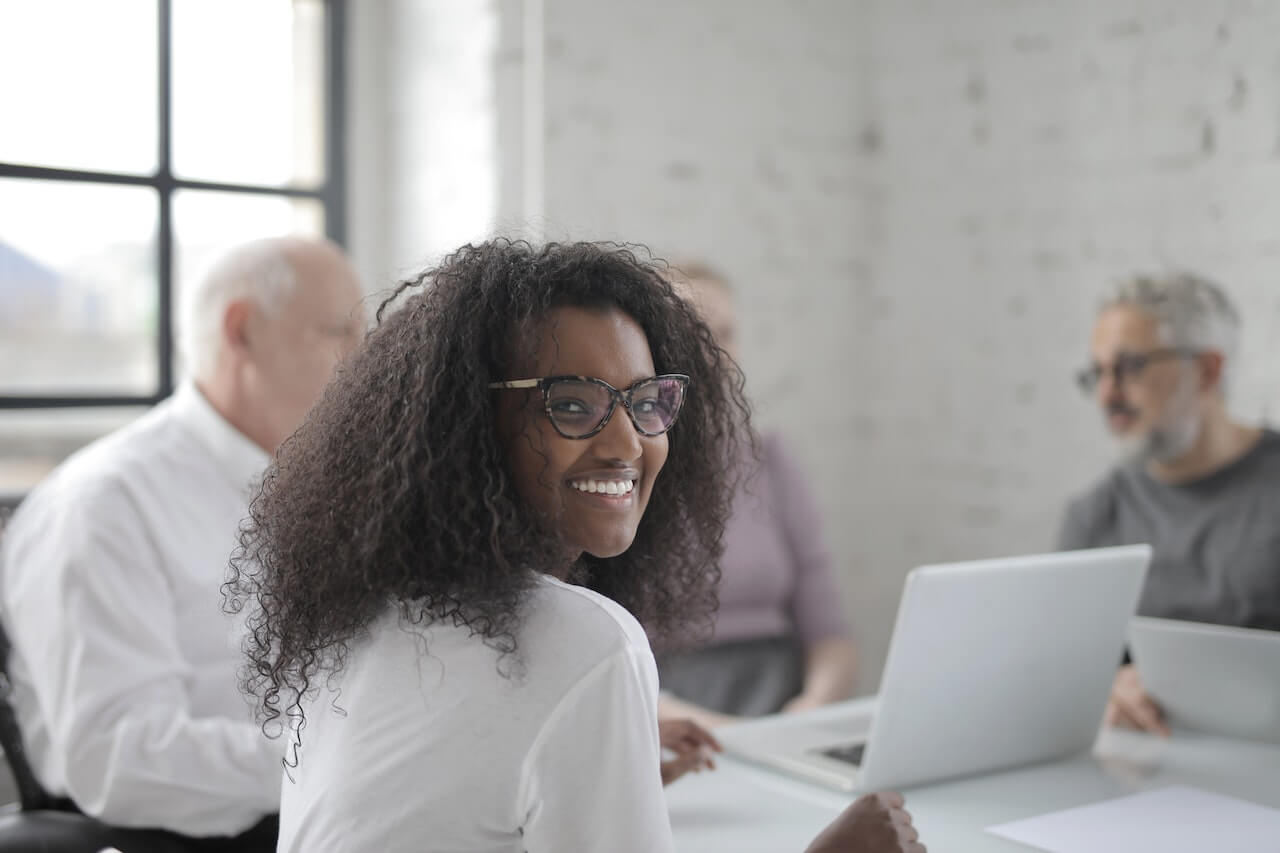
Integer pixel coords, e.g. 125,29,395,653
546,377,685,437
1077,352,1164,393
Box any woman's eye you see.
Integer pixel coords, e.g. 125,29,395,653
550,399,590,415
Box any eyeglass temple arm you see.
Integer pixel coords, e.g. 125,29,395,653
487,379,542,389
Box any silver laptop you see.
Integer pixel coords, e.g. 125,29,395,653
718,545,1151,791
1129,616,1280,744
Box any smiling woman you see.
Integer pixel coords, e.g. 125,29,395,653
225,240,747,851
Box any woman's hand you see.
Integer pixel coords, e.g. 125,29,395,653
805,791,925,853
781,692,825,714
658,691,741,730
787,637,858,713
659,718,722,785
1104,664,1170,736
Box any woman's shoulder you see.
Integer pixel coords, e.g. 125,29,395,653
758,429,799,473
527,575,652,659
340,585,653,711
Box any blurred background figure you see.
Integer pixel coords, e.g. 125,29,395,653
1060,272,1280,733
0,237,363,851
657,263,857,728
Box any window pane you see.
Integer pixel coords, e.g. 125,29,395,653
172,0,326,187
172,189,324,377
0,0,157,174
0,179,159,395
0,407,146,502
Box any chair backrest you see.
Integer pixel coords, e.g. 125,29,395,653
0,619,62,811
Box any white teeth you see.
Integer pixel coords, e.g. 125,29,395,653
571,479,635,495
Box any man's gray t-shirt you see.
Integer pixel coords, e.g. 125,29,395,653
1058,429,1280,631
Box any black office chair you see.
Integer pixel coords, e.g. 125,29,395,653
0,620,193,853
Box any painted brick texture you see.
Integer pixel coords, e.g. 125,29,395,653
538,0,1280,691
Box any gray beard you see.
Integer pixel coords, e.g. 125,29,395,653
1129,410,1202,465
1123,368,1205,466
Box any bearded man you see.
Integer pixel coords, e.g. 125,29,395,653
1059,272,1280,733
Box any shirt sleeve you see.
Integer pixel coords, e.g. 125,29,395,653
518,644,674,853
3,479,281,836
766,434,851,647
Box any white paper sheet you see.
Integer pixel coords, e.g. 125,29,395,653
986,786,1280,853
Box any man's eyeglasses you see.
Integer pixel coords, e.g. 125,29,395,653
488,374,690,439
1075,348,1199,394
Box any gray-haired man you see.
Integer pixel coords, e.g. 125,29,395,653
0,237,364,850
1059,272,1280,734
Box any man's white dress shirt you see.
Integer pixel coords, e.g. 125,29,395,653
277,575,675,852
0,382,281,836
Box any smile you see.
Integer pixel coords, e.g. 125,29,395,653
568,478,636,496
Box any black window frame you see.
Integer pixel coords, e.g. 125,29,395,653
0,0,347,410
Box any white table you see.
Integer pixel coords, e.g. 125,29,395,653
666,698,1280,852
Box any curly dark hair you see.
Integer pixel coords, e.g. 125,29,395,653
226,239,751,733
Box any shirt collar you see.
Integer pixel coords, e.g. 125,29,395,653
169,381,272,494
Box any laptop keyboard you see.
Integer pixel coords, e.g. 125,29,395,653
816,742,866,766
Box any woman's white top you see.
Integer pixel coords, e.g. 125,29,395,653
277,575,674,852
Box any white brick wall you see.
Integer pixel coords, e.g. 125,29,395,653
355,0,1280,693
348,0,501,300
